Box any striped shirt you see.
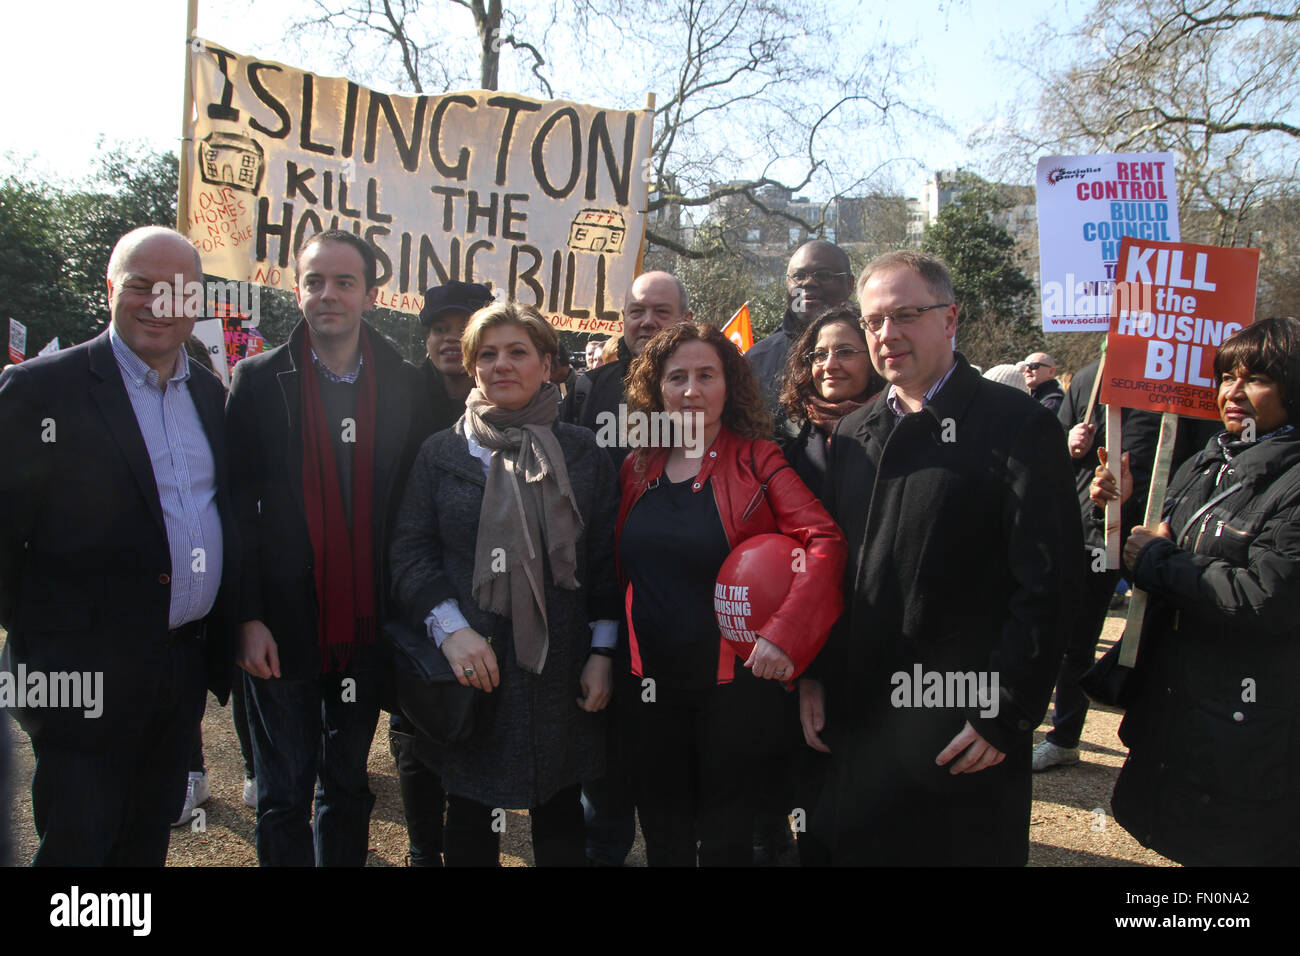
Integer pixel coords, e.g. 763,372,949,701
110,326,223,629
886,358,959,420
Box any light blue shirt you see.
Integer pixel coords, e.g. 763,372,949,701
110,326,223,629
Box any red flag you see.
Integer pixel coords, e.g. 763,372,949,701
721,302,753,353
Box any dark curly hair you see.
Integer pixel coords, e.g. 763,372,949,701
625,323,772,470
778,303,882,423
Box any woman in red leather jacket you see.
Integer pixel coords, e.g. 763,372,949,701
614,322,846,866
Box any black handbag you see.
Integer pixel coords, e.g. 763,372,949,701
1078,638,1142,711
383,617,493,748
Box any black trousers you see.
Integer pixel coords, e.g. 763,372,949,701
30,639,206,866
443,784,585,867
1046,566,1120,748
188,666,254,776
619,667,785,867
388,713,446,867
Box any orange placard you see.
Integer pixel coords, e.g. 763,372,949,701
1098,237,1260,420
721,302,753,353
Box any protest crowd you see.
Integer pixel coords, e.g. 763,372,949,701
2,213,1298,869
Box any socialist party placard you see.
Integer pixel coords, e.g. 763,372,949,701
1099,237,1260,420
1036,153,1179,333
184,39,652,333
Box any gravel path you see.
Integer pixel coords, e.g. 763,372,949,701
3,610,1171,866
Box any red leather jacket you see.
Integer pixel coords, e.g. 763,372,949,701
616,426,846,682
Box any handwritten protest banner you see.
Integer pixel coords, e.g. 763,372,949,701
1099,237,1259,420
184,39,652,333
1036,153,1179,332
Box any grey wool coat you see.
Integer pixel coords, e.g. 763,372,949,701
389,419,621,809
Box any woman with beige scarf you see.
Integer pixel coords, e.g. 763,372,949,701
390,301,620,866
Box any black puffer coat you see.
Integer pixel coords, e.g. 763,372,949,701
1114,428,1300,865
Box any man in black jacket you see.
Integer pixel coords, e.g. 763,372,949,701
1021,351,1065,413
803,250,1083,865
561,270,693,471
1034,359,1219,771
0,226,239,865
746,240,854,416
228,230,432,866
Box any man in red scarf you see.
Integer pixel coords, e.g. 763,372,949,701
227,230,432,865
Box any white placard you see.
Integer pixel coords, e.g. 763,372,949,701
1036,153,1179,332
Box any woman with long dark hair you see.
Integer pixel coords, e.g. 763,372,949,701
771,303,881,865
776,302,884,494
614,323,846,866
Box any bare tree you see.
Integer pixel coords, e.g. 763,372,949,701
290,0,926,259
293,0,573,94
984,0,1300,248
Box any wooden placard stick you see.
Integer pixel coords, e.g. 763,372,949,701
633,92,656,278
176,0,199,233
1083,350,1106,428
1118,410,1179,667
1104,403,1123,570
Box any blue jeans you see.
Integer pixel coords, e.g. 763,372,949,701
245,660,380,866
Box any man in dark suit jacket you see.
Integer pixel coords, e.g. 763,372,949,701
801,250,1084,865
227,230,431,866
0,226,238,865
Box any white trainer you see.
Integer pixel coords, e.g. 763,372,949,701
172,771,211,826
1031,740,1081,772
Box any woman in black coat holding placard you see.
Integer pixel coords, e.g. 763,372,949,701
1091,316,1300,865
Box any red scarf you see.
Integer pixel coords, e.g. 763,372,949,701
804,391,869,431
299,329,377,672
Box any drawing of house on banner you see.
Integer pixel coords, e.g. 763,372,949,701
199,132,266,194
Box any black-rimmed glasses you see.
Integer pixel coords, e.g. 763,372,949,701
805,346,870,365
859,303,952,334
786,269,852,285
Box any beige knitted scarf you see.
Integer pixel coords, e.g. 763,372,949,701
462,383,583,673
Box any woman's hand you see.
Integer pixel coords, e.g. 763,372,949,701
577,654,613,712
1090,447,1133,507
745,637,795,681
1124,521,1174,570
442,627,500,692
